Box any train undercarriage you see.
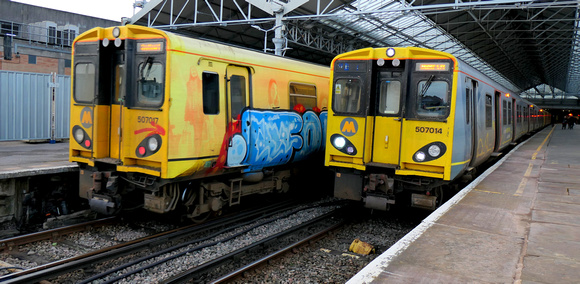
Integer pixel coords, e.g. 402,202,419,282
78,163,293,221
333,167,467,211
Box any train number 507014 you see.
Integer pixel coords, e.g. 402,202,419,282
415,126,443,134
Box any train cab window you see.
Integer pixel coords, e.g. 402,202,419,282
137,59,164,107
290,83,317,110
230,75,246,119
114,64,126,105
202,72,219,115
333,78,362,114
378,80,401,115
74,62,96,103
416,79,449,117
485,94,492,128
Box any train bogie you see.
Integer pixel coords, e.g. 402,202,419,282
70,25,329,219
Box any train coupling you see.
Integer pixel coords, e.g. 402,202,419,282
80,170,122,215
89,193,121,215
363,194,395,211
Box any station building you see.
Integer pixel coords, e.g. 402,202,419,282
0,0,118,75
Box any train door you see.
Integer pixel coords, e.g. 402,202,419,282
465,78,476,166
511,98,516,141
109,50,126,160
226,65,250,131
371,71,403,166
494,91,502,151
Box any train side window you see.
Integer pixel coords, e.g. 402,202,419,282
333,78,362,114
378,80,401,115
501,101,507,125
508,101,513,124
230,75,246,119
202,72,219,115
289,83,317,110
416,80,449,117
485,94,492,128
74,62,96,103
465,87,471,124
137,60,164,107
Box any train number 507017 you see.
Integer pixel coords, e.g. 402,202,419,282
415,126,443,134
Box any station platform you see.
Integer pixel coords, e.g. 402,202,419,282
0,140,77,179
350,125,580,283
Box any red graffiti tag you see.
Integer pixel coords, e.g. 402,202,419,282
206,115,242,175
134,121,166,137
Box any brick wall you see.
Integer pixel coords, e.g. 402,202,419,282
1,52,71,75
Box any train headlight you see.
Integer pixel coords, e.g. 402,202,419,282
333,136,346,149
147,136,159,151
428,145,441,157
74,128,84,143
386,48,395,57
112,27,121,38
415,151,426,162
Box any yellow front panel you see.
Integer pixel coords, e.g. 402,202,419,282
397,119,452,179
109,104,121,159
371,116,402,165
326,116,368,167
92,105,111,159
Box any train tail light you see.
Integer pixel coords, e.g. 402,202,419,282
72,125,92,149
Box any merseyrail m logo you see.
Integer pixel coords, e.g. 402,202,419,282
80,107,93,128
340,118,358,137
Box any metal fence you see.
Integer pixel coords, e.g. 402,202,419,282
0,70,70,141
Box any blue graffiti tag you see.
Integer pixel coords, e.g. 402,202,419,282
226,109,327,172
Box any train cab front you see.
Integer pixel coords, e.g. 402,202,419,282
69,25,168,214
325,47,456,210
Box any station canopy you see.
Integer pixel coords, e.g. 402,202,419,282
129,0,580,100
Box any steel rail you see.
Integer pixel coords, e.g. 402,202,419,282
0,199,300,283
0,216,117,252
161,208,345,284
210,219,344,284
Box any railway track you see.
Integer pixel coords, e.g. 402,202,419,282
0,199,342,283
0,217,117,253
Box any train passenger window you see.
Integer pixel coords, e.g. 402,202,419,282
137,59,164,107
230,75,246,119
290,83,317,110
378,80,401,115
74,63,96,103
465,87,471,124
485,94,492,128
333,78,362,114
502,100,507,125
416,80,449,117
202,72,219,115
508,101,513,124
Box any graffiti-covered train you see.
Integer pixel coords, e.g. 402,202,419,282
325,47,550,210
69,25,329,220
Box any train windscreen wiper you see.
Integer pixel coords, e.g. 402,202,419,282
419,75,435,97
140,56,154,80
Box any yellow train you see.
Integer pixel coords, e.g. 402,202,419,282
70,25,329,219
325,47,550,210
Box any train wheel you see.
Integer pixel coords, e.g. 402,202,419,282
434,186,444,207
191,211,211,223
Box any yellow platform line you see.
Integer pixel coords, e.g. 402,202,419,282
532,126,554,160
474,188,505,195
514,163,533,196
516,127,554,195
